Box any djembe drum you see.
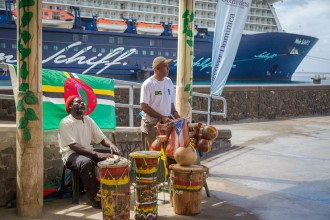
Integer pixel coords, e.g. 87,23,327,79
98,155,131,220
129,151,162,220
169,164,208,215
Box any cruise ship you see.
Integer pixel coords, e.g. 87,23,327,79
0,0,318,81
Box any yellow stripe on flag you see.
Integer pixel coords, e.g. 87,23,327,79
64,72,71,78
42,85,64,93
42,85,114,97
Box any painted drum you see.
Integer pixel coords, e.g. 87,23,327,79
129,151,162,220
169,164,208,215
98,155,131,220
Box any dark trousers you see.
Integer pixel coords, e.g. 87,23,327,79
65,153,102,201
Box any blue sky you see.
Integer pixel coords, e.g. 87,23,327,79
273,0,330,73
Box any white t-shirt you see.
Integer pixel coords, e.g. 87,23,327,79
58,114,106,163
140,76,175,117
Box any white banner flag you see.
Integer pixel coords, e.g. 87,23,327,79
211,0,252,96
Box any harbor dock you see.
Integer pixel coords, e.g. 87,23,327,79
1,116,330,220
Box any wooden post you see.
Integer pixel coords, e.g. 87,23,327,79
16,1,43,217
176,0,195,119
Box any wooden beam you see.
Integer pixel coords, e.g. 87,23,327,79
176,0,195,119
16,1,43,217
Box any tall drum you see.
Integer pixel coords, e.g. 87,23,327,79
98,155,131,220
129,151,162,220
169,164,207,215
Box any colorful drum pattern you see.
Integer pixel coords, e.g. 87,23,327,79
98,155,131,220
129,151,162,220
170,164,207,215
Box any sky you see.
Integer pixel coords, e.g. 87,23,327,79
273,0,330,73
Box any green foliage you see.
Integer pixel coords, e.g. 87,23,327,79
187,39,193,47
19,83,29,92
21,30,31,44
18,117,28,129
16,99,25,111
25,108,39,120
25,91,39,104
21,11,33,27
23,128,31,141
184,83,191,92
182,10,189,18
181,10,195,48
19,47,31,61
19,0,35,8
20,61,28,79
188,98,192,106
18,2,38,142
189,13,194,22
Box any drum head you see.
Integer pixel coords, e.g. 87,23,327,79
98,155,131,168
169,164,206,172
129,150,162,159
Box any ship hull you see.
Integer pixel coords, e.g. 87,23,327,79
0,23,318,81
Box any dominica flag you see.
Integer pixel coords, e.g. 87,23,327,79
42,69,116,130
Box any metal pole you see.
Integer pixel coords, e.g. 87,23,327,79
129,84,134,127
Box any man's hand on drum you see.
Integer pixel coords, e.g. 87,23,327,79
95,152,113,160
110,143,120,155
101,138,121,156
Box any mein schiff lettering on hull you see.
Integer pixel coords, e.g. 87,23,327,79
0,0,318,81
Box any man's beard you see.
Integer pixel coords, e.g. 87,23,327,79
73,107,85,116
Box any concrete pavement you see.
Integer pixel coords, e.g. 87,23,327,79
208,116,330,220
1,116,330,219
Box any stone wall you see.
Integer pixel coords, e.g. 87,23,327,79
192,85,330,123
0,125,230,206
113,85,330,126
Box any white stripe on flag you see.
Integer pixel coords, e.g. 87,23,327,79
42,96,115,106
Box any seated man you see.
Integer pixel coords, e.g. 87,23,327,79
58,95,120,208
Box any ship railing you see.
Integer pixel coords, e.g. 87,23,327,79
113,79,227,127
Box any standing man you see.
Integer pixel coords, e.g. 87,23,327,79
58,95,120,208
140,56,180,150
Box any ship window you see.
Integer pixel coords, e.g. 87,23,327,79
74,47,78,52
150,40,155,46
173,52,176,57
44,12,49,16
82,35,88,42
0,42,6,48
117,37,123,44
53,45,58,51
92,48,97,53
158,51,162,56
135,50,138,55
43,45,48,50
109,37,115,44
142,50,146,55
101,48,106,53
165,52,169,56
110,49,113,53
150,51,154,55
12,43,17,49
73,34,79,41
